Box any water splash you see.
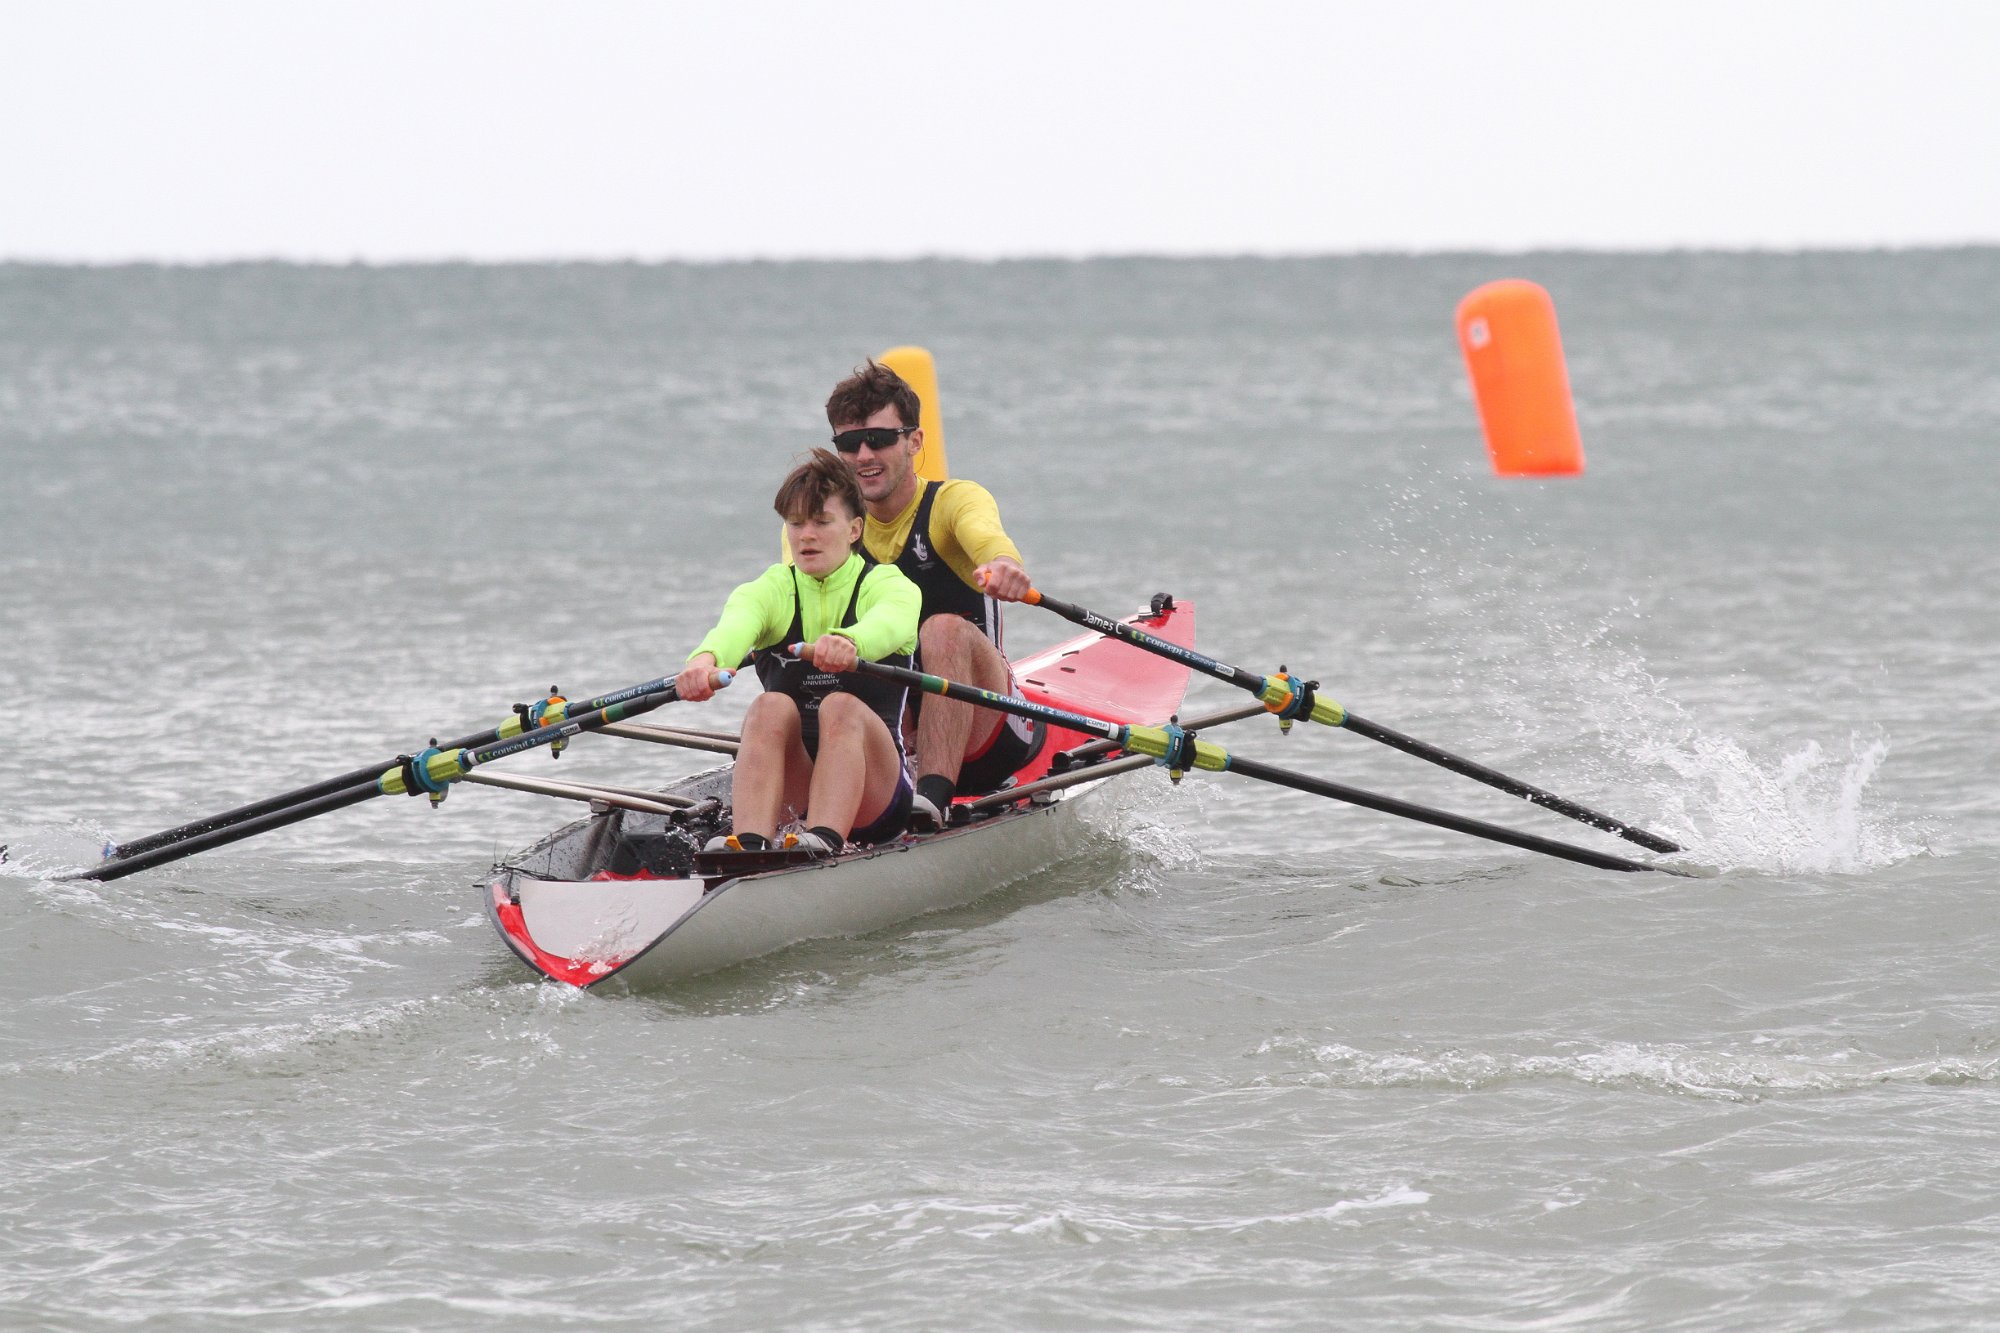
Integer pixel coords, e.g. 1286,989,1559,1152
1523,633,1925,875
1644,730,1923,875
1369,485,1925,878
1429,619,1923,875
0,819,114,885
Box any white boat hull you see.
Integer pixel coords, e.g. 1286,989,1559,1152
487,778,1103,990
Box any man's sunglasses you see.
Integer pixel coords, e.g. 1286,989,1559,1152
831,426,916,454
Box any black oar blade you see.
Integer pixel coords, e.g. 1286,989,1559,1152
70,780,384,882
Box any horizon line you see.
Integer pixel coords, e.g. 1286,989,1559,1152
5,240,1999,268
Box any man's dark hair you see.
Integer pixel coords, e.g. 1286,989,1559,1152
825,360,921,430
773,448,865,523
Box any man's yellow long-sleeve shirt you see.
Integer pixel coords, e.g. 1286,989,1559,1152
861,480,1021,587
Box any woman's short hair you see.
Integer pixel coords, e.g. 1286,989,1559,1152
774,447,865,522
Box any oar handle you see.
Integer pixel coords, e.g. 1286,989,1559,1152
1024,589,1269,696
832,654,1128,746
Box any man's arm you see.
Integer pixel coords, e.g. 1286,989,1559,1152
937,480,1030,602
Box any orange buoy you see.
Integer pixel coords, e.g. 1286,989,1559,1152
1456,280,1584,477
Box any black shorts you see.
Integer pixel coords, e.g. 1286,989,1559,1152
955,707,1047,797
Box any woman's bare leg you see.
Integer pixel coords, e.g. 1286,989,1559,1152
806,694,905,840
731,694,811,839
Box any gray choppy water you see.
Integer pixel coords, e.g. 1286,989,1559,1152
3,253,1998,1329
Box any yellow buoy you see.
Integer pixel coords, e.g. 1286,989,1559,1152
1456,280,1584,477
878,345,949,482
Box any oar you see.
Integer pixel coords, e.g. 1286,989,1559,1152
75,674,728,883
1021,588,1682,855
818,649,1684,876
103,677,674,862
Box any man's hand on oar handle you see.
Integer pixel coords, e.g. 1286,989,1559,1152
975,557,1031,603
673,656,736,703
789,634,859,673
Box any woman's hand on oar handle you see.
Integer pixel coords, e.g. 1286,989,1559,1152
792,634,859,674
673,656,734,703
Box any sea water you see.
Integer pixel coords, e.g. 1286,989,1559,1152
3,252,1997,1329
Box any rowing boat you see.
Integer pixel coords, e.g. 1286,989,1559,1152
483,598,1197,990
59,342,1683,926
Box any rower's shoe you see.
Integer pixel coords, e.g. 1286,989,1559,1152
794,828,842,857
700,832,780,854
907,791,947,834
910,774,956,833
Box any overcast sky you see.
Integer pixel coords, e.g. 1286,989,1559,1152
3,0,1994,261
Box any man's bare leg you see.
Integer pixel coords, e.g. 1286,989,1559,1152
914,615,1011,790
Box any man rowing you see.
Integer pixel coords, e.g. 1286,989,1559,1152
823,361,1043,830
675,449,921,855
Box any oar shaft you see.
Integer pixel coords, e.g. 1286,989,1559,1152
851,658,1128,746
1339,712,1680,854
87,679,702,881
463,688,679,767
372,685,688,796
1058,701,1268,763
1025,590,1267,693
71,781,383,882
846,654,1675,875
1026,588,1681,856
1222,753,1675,875
102,676,681,861
104,723,504,862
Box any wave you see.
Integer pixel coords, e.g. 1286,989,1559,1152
1253,1034,1999,1102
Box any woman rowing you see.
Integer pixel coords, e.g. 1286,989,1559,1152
675,449,922,855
